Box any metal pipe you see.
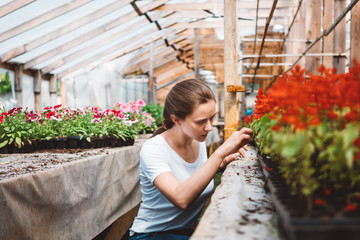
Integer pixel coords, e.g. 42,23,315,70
241,52,349,59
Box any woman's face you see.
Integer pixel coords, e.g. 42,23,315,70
179,100,217,142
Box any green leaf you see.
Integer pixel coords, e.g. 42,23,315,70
15,137,22,147
0,140,9,148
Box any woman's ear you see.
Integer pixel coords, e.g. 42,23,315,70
170,114,181,126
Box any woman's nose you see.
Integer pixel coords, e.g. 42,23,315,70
205,120,212,131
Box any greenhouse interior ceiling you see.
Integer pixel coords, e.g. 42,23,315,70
0,0,359,110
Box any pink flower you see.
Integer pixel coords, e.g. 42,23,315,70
136,99,146,107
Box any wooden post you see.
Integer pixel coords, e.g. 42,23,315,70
305,0,322,74
60,79,67,107
33,70,41,112
148,43,155,104
350,1,360,66
14,64,23,107
333,0,346,73
49,74,57,106
194,28,200,81
224,0,239,140
288,2,306,67
323,0,334,68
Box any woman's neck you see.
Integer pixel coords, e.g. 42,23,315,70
162,126,194,149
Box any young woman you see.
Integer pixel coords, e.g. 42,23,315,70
128,79,253,240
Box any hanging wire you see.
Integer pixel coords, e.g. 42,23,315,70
251,0,278,92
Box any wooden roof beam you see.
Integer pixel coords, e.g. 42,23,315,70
1,0,132,62
23,10,140,69
0,0,35,18
0,0,92,43
152,1,297,11
42,19,150,74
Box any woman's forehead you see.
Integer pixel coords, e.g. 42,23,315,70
190,100,216,118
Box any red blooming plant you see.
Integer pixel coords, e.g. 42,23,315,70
250,62,360,214
0,107,34,149
0,100,156,151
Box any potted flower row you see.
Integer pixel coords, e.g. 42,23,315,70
0,100,160,153
245,62,360,239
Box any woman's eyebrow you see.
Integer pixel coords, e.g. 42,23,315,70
195,112,217,121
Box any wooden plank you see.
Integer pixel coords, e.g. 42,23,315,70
0,0,92,43
194,28,200,80
305,0,322,74
224,0,239,140
24,10,139,69
333,0,346,73
148,43,155,104
168,17,287,29
152,1,297,11
33,70,41,112
14,64,23,107
0,0,35,18
323,0,334,68
1,0,132,62
49,75,57,106
350,1,360,67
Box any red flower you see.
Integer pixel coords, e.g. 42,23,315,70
46,111,56,119
343,203,357,212
324,188,331,195
0,116,3,123
315,198,326,206
54,104,62,109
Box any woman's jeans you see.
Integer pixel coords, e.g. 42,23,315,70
129,232,190,240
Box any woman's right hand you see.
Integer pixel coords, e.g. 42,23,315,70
215,127,254,159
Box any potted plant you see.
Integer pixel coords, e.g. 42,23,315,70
246,63,360,239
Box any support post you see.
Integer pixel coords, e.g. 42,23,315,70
224,0,239,140
148,43,155,104
350,1,360,66
33,70,41,112
288,1,305,67
14,64,23,107
323,0,334,68
305,0,322,74
333,0,346,73
49,74,57,106
194,28,200,81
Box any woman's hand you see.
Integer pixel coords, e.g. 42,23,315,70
219,145,249,169
214,127,253,161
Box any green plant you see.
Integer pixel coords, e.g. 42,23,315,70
248,63,360,214
142,103,163,126
0,108,33,148
0,72,12,94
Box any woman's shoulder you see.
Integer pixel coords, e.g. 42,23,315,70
141,135,167,152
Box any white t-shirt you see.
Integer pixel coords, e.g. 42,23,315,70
129,134,214,235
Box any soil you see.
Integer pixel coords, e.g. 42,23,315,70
0,135,150,182
0,148,106,181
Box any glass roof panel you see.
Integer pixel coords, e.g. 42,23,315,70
10,4,135,63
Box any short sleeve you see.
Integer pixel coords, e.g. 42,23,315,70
140,140,171,183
